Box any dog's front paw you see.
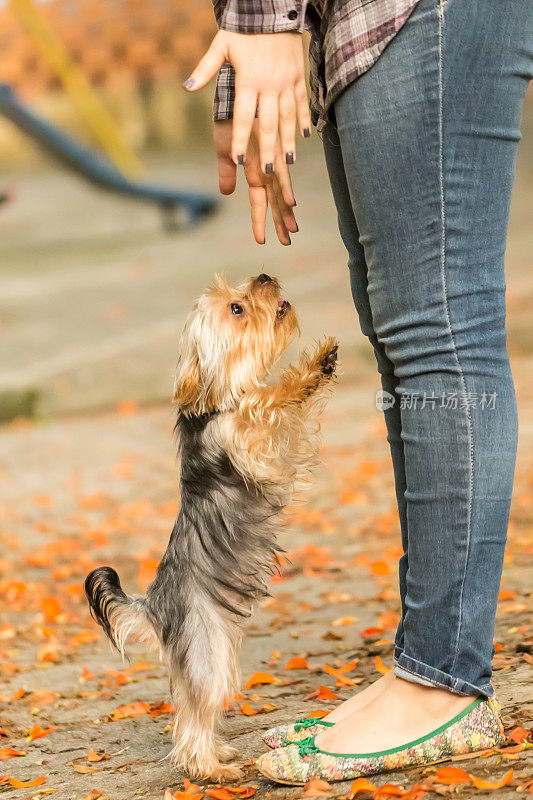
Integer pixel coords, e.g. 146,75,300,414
315,336,339,378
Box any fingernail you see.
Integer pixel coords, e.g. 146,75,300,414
303,127,311,138
285,151,294,165
265,163,274,174
237,154,244,165
183,78,195,90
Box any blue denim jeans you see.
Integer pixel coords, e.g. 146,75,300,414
323,0,533,697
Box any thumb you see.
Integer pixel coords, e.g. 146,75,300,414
184,35,227,91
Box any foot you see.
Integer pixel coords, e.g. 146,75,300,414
323,667,394,724
315,673,477,754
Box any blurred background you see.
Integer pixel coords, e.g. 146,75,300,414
0,0,532,423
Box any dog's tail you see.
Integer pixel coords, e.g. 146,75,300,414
84,566,158,657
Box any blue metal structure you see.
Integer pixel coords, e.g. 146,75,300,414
0,83,217,228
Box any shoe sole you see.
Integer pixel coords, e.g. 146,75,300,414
257,753,475,786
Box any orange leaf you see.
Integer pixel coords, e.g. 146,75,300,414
471,768,513,790
306,709,330,719
107,701,151,721
509,726,531,744
374,656,390,675
309,686,338,701
26,690,60,708
73,764,98,773
0,748,27,759
88,747,109,762
347,778,377,798
302,777,333,796
206,789,235,800
283,656,309,670
5,773,47,788
374,785,405,799
332,617,357,627
0,687,24,702
434,766,472,784
36,638,60,663
224,787,256,797
69,629,99,647
370,560,391,576
80,665,96,682
26,723,57,741
240,701,257,716
41,596,62,622
244,672,280,689
360,627,384,638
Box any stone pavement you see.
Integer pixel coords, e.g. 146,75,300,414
0,109,532,800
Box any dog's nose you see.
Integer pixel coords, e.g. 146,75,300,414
257,273,272,284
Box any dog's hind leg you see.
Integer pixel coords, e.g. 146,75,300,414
169,601,243,781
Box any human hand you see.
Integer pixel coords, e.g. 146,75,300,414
185,30,311,174
214,118,298,246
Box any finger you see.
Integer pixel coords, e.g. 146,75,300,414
217,154,237,195
267,183,291,246
272,175,298,234
295,80,312,138
258,93,279,174
278,89,297,165
274,153,296,208
184,37,226,91
249,185,268,245
231,85,258,166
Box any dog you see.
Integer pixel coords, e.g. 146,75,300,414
85,273,338,781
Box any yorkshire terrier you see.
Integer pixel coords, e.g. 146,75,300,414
85,273,338,781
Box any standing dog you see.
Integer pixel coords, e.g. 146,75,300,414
85,274,338,780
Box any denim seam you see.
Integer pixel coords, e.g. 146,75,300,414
436,0,475,677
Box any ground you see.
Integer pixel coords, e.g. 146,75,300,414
0,107,532,800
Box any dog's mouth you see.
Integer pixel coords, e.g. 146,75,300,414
277,298,291,318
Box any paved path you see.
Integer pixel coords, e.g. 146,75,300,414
0,107,532,800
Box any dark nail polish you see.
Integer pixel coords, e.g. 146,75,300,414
237,154,244,165
303,127,311,138
183,78,195,90
265,163,274,174
285,151,294,165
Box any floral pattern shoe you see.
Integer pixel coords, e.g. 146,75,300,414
263,716,335,749
257,697,504,785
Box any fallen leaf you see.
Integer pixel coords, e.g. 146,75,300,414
471,768,513,790
107,701,151,721
0,748,27,759
305,686,339,701
434,767,472,784
239,701,258,716
347,777,377,798
283,657,309,670
26,690,60,709
73,764,98,774
332,617,357,627
374,656,390,675
88,748,110,762
509,726,532,744
374,786,405,799
3,772,47,788
26,723,58,741
244,672,280,689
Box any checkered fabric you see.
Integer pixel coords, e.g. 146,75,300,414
212,0,420,129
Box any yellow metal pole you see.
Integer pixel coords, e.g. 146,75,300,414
10,0,144,177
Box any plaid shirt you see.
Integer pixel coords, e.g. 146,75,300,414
213,0,420,129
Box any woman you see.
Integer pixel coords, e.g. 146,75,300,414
184,0,533,784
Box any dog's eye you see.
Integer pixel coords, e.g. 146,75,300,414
231,303,244,316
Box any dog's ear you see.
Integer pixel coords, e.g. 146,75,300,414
173,352,202,413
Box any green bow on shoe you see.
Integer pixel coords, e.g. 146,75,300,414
262,715,335,749
257,697,505,785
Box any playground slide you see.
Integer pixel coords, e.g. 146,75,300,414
0,84,217,227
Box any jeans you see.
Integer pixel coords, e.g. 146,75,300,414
323,0,533,697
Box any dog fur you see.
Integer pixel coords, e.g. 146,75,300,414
85,273,338,780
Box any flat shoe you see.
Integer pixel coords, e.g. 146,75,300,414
263,716,334,749
257,696,504,785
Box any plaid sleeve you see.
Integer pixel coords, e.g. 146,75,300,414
221,0,308,34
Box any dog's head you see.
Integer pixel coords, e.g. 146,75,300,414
173,274,299,416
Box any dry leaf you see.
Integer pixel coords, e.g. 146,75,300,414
302,777,334,796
